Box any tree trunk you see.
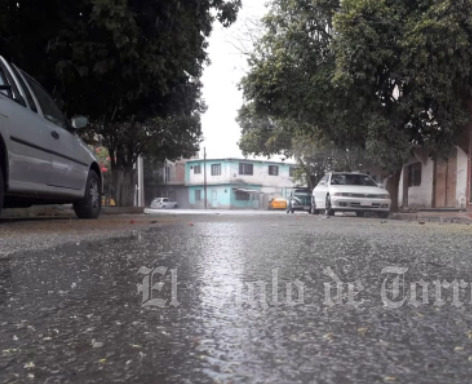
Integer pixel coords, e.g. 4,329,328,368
386,169,402,212
111,166,136,207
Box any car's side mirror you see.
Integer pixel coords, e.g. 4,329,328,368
71,115,88,129
1,84,25,105
378,182,386,188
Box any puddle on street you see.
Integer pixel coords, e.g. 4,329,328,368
1,220,472,383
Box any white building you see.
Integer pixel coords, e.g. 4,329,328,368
398,146,470,210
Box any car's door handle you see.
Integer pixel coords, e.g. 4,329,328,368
51,130,60,139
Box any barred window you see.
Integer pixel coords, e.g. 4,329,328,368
235,191,250,201
407,163,422,187
268,165,279,176
239,163,253,175
211,164,221,176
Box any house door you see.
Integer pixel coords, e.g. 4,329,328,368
211,190,218,208
434,148,457,208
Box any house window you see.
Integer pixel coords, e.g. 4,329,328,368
235,191,250,201
289,167,296,177
211,164,221,176
239,163,253,175
195,190,202,201
193,165,201,174
407,163,422,187
268,165,279,176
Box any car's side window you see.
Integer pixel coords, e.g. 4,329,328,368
331,174,344,185
9,66,38,113
0,67,12,97
0,62,30,109
23,73,67,129
0,64,24,103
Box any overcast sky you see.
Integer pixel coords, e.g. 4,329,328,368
200,0,274,160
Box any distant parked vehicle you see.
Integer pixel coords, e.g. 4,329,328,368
268,197,288,210
311,172,391,218
150,197,178,209
287,188,311,213
0,55,101,218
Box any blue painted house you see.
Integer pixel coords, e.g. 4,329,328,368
185,158,300,209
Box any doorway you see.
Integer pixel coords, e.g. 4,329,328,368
211,190,218,208
434,148,457,208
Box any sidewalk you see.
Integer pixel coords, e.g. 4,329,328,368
143,208,288,216
0,205,144,219
3,205,472,224
391,209,472,224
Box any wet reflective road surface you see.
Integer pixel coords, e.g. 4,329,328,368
1,214,472,383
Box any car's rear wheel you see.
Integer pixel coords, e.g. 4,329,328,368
0,167,4,215
325,195,334,216
74,170,101,219
379,212,389,219
356,211,365,217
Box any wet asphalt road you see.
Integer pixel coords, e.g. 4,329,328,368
2,213,472,383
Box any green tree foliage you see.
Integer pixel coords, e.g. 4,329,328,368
239,0,472,209
0,0,241,205
238,104,372,189
238,103,293,157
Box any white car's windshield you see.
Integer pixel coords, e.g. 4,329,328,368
331,174,377,187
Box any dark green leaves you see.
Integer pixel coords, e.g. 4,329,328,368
239,0,472,173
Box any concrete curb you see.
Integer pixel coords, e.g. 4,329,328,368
0,205,144,219
391,213,472,224
102,207,144,215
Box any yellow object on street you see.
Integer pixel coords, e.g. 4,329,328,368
269,197,288,210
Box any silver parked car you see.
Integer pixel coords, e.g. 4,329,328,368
311,172,391,218
150,197,178,209
0,56,101,218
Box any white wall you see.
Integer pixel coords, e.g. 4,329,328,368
408,159,434,208
398,146,469,209
187,160,297,189
398,158,434,208
187,161,231,185
456,147,468,209
398,171,404,206
227,162,295,188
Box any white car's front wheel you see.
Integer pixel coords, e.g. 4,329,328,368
74,170,101,219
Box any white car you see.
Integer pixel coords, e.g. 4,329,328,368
0,55,101,218
150,197,178,209
311,172,391,218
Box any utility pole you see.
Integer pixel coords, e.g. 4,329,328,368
203,147,207,209
137,155,144,207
